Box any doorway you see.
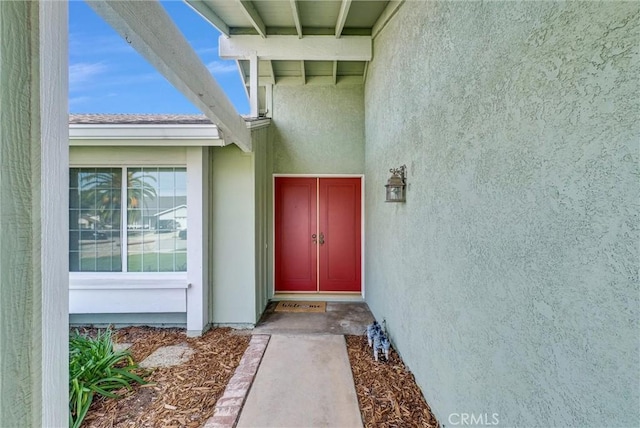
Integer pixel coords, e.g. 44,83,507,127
274,177,362,293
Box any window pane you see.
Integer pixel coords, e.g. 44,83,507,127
69,168,122,272
127,167,187,272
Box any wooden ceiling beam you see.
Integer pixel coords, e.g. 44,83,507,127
289,0,303,38
372,0,405,39
185,1,230,37
220,35,371,61
335,0,353,38
266,59,276,84
237,0,267,38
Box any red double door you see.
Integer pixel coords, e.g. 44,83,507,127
275,177,362,293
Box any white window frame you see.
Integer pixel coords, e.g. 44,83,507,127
69,165,187,275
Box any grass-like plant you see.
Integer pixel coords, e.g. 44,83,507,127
69,328,147,428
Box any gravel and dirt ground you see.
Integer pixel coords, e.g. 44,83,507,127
78,327,439,427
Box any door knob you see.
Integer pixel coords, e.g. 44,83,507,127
312,234,317,244
319,232,325,245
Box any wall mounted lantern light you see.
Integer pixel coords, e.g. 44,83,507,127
385,164,407,202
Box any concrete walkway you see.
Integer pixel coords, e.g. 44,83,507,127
253,302,373,336
204,302,373,428
236,334,363,428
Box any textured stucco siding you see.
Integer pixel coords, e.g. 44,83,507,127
271,85,364,174
364,2,639,427
210,145,256,324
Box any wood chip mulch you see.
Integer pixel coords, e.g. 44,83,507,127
77,327,438,428
345,335,440,428
79,327,250,428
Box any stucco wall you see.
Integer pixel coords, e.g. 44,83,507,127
210,145,256,325
364,2,639,427
271,85,364,174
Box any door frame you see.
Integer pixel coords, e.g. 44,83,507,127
272,174,365,299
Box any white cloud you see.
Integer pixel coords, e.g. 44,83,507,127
207,61,237,75
69,62,108,88
69,62,165,94
69,32,135,58
196,47,218,55
116,72,163,85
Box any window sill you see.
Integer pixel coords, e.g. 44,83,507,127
69,273,189,290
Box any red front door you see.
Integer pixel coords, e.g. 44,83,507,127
318,178,361,292
274,178,317,292
274,177,361,293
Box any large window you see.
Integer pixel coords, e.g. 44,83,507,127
69,167,187,273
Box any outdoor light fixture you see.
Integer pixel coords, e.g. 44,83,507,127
385,165,407,202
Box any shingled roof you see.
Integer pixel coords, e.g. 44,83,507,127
69,114,214,125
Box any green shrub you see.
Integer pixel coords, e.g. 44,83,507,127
69,329,147,428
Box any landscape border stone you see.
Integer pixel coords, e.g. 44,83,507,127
203,334,270,428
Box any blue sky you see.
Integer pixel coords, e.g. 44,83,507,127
69,0,249,114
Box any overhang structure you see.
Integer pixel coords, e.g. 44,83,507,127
186,0,404,117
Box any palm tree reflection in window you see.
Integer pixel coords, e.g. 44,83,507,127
69,168,157,272
79,169,157,230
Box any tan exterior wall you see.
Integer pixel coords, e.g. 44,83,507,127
271,85,365,174
364,2,639,426
210,145,257,325
267,85,365,300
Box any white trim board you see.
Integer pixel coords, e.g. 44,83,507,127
70,288,187,313
220,35,371,61
69,273,189,290
70,123,222,142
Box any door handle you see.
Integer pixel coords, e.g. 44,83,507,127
319,232,325,245
312,234,317,244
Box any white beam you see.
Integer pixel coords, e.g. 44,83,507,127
220,35,371,61
333,60,338,85
265,84,273,118
300,60,306,85
250,53,259,117
266,59,276,84
289,0,303,38
88,1,251,152
255,76,275,86
236,60,251,100
236,60,248,85
276,75,363,86
40,1,70,425
363,61,369,84
372,0,405,39
335,0,352,38
185,0,230,37
237,0,266,38
186,147,209,336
